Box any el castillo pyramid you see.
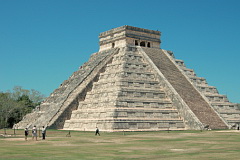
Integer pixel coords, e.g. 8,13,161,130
16,25,240,131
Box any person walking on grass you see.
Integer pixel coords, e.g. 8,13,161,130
24,128,28,141
32,125,37,141
41,126,46,140
95,127,100,136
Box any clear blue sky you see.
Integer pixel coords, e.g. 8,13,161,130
0,0,239,103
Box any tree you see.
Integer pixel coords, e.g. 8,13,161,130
0,92,23,128
0,87,45,128
9,86,45,104
17,95,34,108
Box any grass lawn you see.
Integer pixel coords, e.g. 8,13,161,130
0,129,240,160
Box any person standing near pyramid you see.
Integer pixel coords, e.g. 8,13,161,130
24,128,28,141
95,127,100,136
32,126,37,141
41,126,46,140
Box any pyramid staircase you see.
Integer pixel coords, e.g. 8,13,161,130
142,47,228,129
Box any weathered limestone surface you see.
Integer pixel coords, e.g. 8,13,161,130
64,47,185,131
99,25,161,51
138,47,204,130
16,48,119,129
17,25,239,131
142,47,228,129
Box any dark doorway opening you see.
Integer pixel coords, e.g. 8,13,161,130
135,40,139,46
147,42,151,48
140,41,145,47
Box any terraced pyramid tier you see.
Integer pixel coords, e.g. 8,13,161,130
64,47,185,131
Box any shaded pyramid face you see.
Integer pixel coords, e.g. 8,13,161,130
63,47,185,131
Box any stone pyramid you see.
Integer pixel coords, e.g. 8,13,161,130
16,26,240,131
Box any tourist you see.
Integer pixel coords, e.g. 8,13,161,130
24,128,28,141
95,127,100,136
41,126,46,140
32,126,37,141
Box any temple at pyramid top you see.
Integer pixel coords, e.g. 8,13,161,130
99,25,161,51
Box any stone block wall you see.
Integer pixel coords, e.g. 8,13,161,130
99,25,161,51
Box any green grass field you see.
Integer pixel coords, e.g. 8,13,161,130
0,129,240,160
